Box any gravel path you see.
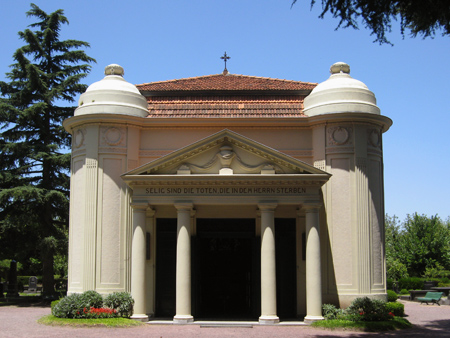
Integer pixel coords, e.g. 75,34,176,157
0,300,449,338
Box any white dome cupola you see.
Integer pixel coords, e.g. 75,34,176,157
74,64,148,117
304,62,380,116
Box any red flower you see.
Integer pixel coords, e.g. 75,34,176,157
389,312,395,317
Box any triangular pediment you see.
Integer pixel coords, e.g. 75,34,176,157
125,129,328,177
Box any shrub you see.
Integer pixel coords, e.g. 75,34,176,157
50,299,60,310
322,303,343,320
398,277,424,291
386,278,393,290
346,297,390,322
79,290,103,308
52,293,85,318
52,290,104,319
104,292,135,318
387,290,398,302
399,289,409,295
385,302,405,317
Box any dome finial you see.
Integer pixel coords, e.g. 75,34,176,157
104,64,124,77
330,62,350,75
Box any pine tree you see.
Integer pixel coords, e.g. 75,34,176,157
0,4,95,296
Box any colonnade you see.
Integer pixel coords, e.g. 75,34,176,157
130,202,324,323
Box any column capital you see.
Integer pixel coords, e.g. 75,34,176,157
174,202,194,211
258,203,278,211
131,203,149,212
301,203,322,213
146,207,155,217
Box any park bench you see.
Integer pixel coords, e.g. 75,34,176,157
417,292,443,305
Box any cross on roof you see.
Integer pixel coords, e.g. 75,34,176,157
220,52,230,75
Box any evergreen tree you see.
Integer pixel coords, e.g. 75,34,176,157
292,0,450,44
0,4,95,295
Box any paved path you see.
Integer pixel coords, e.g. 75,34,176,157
0,300,449,338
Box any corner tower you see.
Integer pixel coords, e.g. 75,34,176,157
304,62,392,307
64,64,147,296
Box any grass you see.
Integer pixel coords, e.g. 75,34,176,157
38,315,145,328
311,317,412,331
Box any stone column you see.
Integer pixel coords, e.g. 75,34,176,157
173,203,194,324
130,204,148,322
304,206,324,322
258,203,279,324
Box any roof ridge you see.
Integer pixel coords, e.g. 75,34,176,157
136,73,317,86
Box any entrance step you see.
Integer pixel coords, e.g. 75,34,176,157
146,320,308,326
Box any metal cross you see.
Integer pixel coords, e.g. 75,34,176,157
220,52,230,73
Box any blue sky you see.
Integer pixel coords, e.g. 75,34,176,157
1,1,449,221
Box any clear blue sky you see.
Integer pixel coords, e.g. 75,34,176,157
1,1,449,221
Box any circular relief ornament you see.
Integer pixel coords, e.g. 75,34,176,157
369,129,381,148
332,127,349,145
105,127,123,146
73,129,85,148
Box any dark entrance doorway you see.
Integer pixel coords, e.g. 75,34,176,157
193,219,259,320
275,218,297,320
155,218,177,318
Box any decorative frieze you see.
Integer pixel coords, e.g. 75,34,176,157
73,128,86,149
98,147,127,154
367,128,382,149
327,126,353,146
101,126,126,147
325,147,354,154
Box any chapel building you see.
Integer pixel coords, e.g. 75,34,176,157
63,62,392,323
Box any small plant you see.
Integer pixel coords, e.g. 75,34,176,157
399,289,409,295
322,303,343,320
104,292,134,318
387,290,398,302
385,302,405,317
346,297,391,322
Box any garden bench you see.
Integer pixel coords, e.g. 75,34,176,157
417,292,443,305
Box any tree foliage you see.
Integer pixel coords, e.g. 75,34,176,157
385,213,450,279
0,4,95,295
292,0,450,44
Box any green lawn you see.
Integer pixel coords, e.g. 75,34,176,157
311,317,412,331
38,315,145,328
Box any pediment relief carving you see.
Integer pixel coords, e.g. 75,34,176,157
177,144,283,175
125,130,328,176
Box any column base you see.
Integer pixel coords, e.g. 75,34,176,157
259,315,280,325
304,315,324,324
173,315,194,324
130,314,149,322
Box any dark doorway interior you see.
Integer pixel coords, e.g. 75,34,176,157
193,219,259,320
155,218,177,318
275,218,297,320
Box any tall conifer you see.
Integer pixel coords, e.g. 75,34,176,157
0,4,95,295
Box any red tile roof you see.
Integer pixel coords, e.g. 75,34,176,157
136,73,317,92
146,95,306,118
